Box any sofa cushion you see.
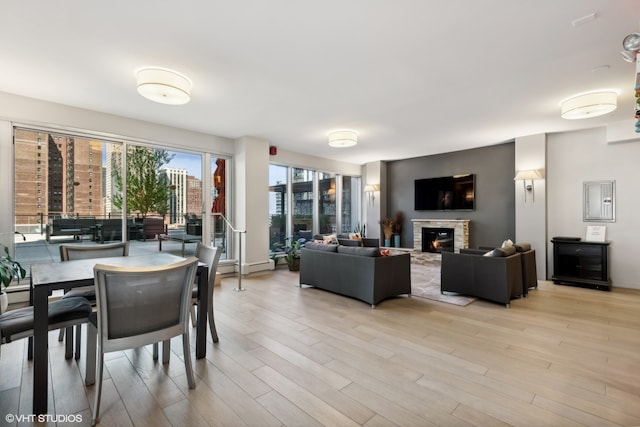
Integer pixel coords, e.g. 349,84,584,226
337,246,380,257
338,245,380,257
486,246,517,257
361,238,380,248
304,242,338,252
338,238,361,247
513,242,531,252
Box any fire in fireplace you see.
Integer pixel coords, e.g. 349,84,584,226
422,227,454,253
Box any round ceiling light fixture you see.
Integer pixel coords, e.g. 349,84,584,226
136,67,192,105
327,129,358,148
560,91,617,120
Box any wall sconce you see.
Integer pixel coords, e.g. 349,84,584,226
363,184,380,206
514,169,543,203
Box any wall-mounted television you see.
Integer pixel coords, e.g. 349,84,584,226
415,174,475,211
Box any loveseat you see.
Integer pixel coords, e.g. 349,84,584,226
441,246,523,307
299,242,411,307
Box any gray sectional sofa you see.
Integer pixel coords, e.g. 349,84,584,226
299,242,411,307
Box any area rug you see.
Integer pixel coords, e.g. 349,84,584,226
411,263,477,306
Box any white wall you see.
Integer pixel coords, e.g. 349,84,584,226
269,148,361,176
547,126,640,289
234,136,271,273
515,134,547,280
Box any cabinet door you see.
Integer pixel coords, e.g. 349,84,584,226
576,245,604,281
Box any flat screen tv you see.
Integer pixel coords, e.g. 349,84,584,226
415,174,475,211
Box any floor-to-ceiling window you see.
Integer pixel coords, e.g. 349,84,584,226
268,164,288,251
318,172,336,235
291,167,314,242
14,128,122,239
268,163,361,252
13,127,231,272
210,156,228,259
341,175,360,234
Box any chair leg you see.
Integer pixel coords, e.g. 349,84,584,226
182,333,196,389
162,339,170,364
85,323,97,386
208,303,218,343
92,352,104,426
152,342,158,360
27,336,33,360
75,324,82,360
190,304,197,327
58,328,65,342
65,326,74,359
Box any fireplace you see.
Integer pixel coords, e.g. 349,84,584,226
422,227,454,253
412,219,470,259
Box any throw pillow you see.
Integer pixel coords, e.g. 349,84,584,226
501,239,513,248
513,242,531,252
323,234,337,244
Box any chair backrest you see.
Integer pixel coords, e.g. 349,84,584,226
60,241,129,261
92,257,199,353
195,244,223,286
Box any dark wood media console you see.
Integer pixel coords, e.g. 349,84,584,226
551,239,610,291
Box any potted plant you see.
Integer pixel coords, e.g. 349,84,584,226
393,211,404,247
0,243,26,314
379,218,394,247
283,237,305,271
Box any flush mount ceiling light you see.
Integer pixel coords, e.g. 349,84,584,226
136,67,192,105
327,129,358,148
560,91,617,120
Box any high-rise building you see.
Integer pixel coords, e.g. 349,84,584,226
14,129,104,227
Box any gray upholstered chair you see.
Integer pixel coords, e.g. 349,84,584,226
87,257,199,425
191,244,223,343
441,247,524,307
0,296,91,361
57,242,129,359
513,242,538,296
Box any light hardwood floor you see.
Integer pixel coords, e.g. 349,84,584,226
1,269,639,427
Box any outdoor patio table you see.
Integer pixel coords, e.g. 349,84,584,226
29,253,209,415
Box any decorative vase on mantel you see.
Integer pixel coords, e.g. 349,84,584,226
384,238,391,247
393,234,401,248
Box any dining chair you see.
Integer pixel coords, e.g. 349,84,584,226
87,257,199,425
0,296,91,359
191,244,223,343
58,241,129,359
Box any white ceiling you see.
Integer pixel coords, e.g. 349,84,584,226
1,1,638,165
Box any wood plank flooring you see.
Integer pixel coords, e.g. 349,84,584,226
1,269,640,426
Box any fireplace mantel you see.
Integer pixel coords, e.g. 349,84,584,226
412,219,470,253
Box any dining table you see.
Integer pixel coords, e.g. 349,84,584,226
29,253,209,415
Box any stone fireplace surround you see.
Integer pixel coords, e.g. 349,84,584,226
412,219,470,263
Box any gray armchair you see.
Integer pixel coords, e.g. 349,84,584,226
513,243,538,295
441,247,524,307
87,257,199,425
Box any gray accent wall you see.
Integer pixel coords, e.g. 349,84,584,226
387,142,515,249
